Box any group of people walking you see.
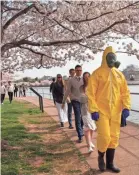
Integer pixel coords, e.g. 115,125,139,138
51,66,97,152
1,82,27,104
1,81,15,104
50,46,131,173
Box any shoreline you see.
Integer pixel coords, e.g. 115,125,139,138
128,83,139,85
31,84,139,87
127,81,139,85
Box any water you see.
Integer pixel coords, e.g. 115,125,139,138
26,87,53,99
127,85,139,124
26,85,139,125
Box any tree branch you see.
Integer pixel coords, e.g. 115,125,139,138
112,29,139,44
36,55,43,69
86,19,128,39
67,1,139,23
53,19,80,37
77,42,104,52
33,5,57,16
33,5,45,15
1,18,128,55
2,4,21,13
2,4,34,31
78,42,138,56
18,46,61,61
35,55,53,69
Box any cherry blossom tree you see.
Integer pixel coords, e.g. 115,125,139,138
1,0,139,73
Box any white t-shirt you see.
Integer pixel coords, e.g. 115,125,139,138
1,85,6,94
8,84,14,92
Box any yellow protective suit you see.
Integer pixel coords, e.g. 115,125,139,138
87,46,131,153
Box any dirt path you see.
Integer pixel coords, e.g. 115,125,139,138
19,103,92,175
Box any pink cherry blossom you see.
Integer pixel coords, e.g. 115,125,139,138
1,1,139,72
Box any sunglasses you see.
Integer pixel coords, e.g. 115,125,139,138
57,77,62,78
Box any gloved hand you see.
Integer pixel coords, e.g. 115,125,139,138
122,109,130,119
121,109,130,127
91,112,99,121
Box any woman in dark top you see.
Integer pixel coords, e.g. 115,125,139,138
14,84,18,97
53,74,68,127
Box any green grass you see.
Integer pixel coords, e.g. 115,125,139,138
1,99,90,175
1,100,42,175
38,162,53,173
1,100,40,146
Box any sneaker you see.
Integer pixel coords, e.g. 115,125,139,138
88,147,93,153
69,126,74,129
90,142,95,148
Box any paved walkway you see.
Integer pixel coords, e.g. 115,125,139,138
17,97,139,175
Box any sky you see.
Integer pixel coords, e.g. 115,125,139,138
15,51,139,79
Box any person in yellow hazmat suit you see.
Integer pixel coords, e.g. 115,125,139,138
87,46,131,173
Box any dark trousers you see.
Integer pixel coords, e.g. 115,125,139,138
71,100,83,139
52,93,55,105
1,94,5,103
68,102,73,126
23,90,26,97
14,91,17,97
8,92,13,103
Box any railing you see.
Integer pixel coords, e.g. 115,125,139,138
27,87,53,100
130,93,139,95
130,92,139,113
30,87,44,113
27,87,139,113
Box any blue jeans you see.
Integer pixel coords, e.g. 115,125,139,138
71,100,83,139
68,102,72,126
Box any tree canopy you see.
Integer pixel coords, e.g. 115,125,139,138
1,0,139,73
